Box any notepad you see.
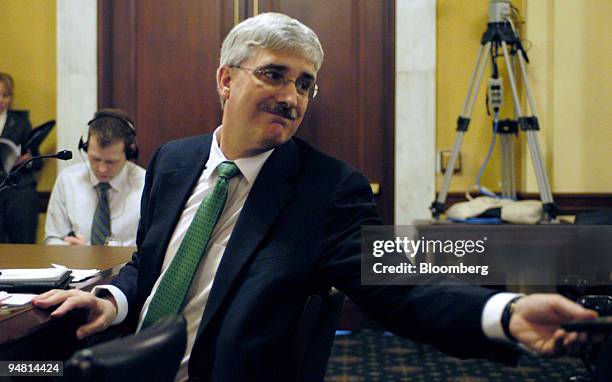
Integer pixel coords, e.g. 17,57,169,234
0,268,72,293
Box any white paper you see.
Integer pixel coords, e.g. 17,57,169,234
1,293,36,306
51,264,99,282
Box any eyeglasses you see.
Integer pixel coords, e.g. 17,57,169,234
231,65,319,100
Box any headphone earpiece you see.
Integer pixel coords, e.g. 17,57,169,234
79,113,139,161
78,136,88,153
126,142,139,161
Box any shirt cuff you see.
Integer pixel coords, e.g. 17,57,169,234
482,292,524,343
92,285,129,325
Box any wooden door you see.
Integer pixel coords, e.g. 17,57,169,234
98,0,394,223
257,0,395,224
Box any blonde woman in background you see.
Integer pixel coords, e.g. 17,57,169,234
0,72,42,243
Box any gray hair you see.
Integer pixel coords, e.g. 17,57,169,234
220,12,324,72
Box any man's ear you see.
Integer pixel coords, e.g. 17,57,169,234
217,66,232,99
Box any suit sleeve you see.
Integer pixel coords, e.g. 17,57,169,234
315,167,518,362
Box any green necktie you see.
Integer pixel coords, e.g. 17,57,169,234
142,161,240,328
91,182,111,245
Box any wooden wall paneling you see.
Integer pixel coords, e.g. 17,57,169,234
98,0,138,121
135,0,236,165
99,0,236,166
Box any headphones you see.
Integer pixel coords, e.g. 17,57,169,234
78,112,139,161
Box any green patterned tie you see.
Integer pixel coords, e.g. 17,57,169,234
91,182,111,245
142,161,240,328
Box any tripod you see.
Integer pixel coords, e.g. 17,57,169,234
430,0,557,221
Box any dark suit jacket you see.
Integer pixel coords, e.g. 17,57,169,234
0,110,41,187
112,134,515,381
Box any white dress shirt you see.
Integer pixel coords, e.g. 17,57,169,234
0,110,8,136
97,128,518,381
44,161,145,246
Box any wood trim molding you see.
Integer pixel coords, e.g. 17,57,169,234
37,191,611,216
444,192,612,215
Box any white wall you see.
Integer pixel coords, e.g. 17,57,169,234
57,0,97,171
395,0,437,224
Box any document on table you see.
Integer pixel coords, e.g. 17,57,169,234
0,292,36,306
51,264,100,282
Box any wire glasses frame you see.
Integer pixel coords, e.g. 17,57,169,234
230,65,319,100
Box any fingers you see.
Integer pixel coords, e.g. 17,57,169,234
550,294,598,321
77,311,108,339
32,289,92,317
50,292,98,318
563,332,590,357
32,290,116,340
546,328,566,356
31,289,76,309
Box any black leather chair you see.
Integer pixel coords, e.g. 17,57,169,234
64,315,187,382
293,288,345,382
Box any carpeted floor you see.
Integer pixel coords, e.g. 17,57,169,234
325,330,587,382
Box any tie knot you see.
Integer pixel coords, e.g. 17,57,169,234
216,162,240,180
97,182,111,193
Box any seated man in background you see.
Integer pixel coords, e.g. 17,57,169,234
44,109,145,246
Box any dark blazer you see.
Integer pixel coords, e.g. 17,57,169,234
0,110,40,186
112,134,515,381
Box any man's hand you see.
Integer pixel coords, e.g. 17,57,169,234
31,289,118,340
64,233,86,246
509,294,597,356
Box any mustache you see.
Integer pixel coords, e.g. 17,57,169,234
260,102,298,120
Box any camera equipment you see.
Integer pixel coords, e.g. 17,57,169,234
431,0,557,220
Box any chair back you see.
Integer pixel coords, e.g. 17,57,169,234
293,288,345,382
65,315,187,382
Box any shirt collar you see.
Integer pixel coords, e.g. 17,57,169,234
88,161,131,191
207,126,274,185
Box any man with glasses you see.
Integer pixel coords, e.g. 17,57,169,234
34,12,597,382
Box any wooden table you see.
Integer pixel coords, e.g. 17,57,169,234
0,244,133,363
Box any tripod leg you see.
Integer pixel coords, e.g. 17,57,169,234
432,43,491,218
500,134,514,198
501,42,523,121
501,42,556,218
517,50,554,205
517,50,539,117
462,44,490,116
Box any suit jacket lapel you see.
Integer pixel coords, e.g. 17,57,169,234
1,113,18,140
196,139,300,336
143,138,212,290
